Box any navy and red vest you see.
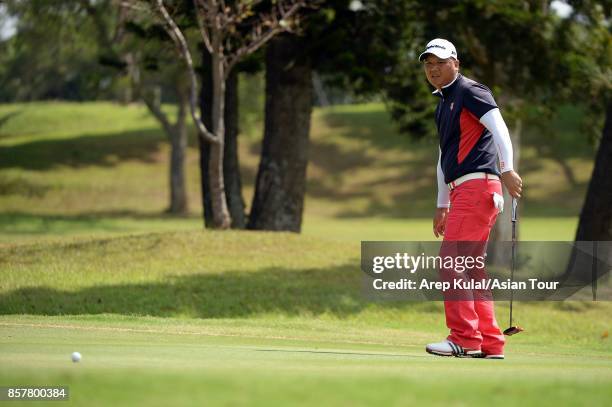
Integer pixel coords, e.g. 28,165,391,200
434,74,500,184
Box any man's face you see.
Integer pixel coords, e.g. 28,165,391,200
423,54,459,90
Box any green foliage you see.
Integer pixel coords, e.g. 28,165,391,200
0,0,119,102
309,1,417,92
0,0,197,104
384,0,611,142
384,60,437,138
547,0,612,140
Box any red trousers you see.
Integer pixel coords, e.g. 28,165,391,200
441,177,505,354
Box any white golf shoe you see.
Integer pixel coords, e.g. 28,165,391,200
425,340,484,358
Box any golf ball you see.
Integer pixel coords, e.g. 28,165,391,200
71,352,81,363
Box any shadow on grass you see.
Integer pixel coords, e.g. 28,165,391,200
317,107,587,218
0,128,168,170
0,211,200,236
305,137,438,218
321,109,422,151
0,176,52,198
0,264,440,318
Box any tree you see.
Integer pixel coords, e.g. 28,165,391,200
575,102,612,242
151,0,309,229
125,14,194,215
0,0,116,101
199,24,264,230
558,1,612,295
561,102,611,298
200,61,246,228
86,0,193,214
140,69,192,215
248,0,418,231
2,0,194,215
563,1,612,241
248,34,312,231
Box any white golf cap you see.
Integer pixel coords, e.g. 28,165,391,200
418,38,458,61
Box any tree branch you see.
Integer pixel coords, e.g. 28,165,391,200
155,0,218,144
111,0,130,44
118,0,151,13
194,0,213,53
225,1,306,75
143,94,174,140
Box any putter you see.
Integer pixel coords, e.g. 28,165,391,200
504,197,524,336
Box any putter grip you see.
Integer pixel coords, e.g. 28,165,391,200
511,198,518,222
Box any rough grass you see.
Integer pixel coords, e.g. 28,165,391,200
0,230,610,345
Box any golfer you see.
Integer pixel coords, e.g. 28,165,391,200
419,39,523,359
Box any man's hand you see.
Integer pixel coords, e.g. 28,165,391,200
433,207,449,238
501,170,523,198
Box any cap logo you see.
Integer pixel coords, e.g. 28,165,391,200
418,39,458,61
425,44,457,56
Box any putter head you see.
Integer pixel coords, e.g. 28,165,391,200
503,326,524,336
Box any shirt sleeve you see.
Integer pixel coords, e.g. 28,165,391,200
463,83,498,119
480,108,514,173
437,148,450,208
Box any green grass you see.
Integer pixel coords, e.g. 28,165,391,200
303,216,579,241
1,313,611,406
0,231,611,405
0,214,579,247
0,102,169,145
0,100,607,405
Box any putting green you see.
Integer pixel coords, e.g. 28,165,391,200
1,315,610,406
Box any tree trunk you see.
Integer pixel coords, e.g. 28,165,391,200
574,102,612,241
199,134,211,228
563,102,612,297
248,35,312,232
223,70,246,228
167,85,188,215
208,51,231,229
200,54,245,228
139,78,189,216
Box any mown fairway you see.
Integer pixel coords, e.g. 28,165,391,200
0,101,609,406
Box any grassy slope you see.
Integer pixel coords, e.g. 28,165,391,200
0,101,593,244
0,101,608,405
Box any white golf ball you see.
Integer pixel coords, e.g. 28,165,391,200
71,352,81,363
